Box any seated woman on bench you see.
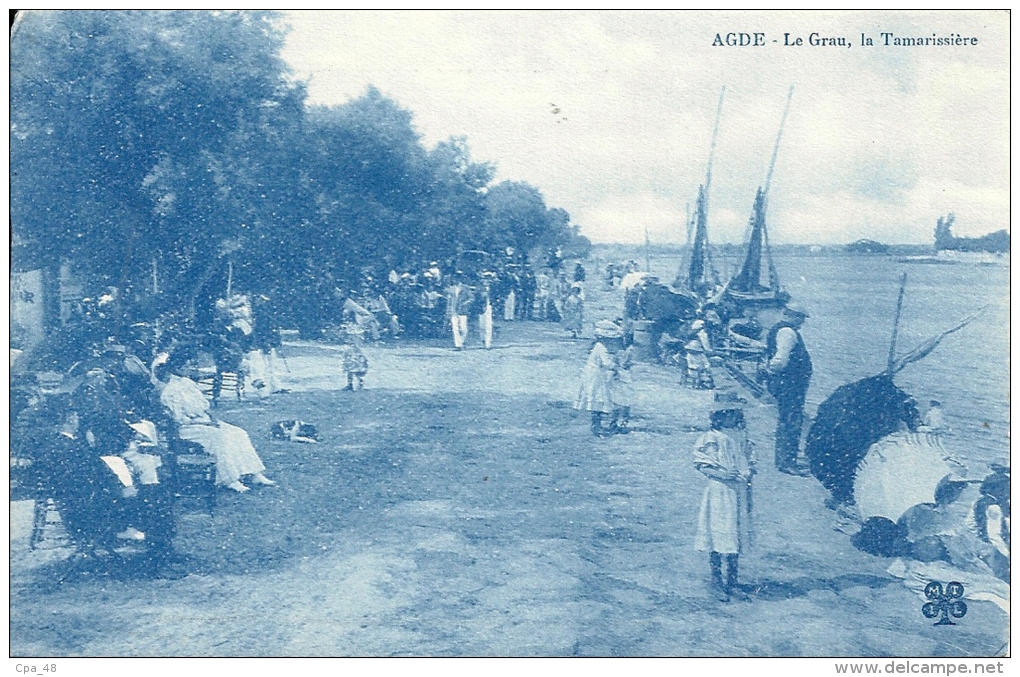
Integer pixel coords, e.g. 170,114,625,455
152,352,275,493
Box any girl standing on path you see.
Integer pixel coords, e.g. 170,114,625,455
574,320,622,437
340,334,369,391
694,408,755,602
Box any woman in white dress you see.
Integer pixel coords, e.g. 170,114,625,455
694,408,755,602
153,353,275,493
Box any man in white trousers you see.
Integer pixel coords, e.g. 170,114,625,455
478,275,494,349
446,273,474,350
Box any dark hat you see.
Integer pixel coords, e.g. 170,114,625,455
851,517,910,557
980,469,1009,505
710,408,745,430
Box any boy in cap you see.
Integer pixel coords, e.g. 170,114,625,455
684,319,715,389
694,408,755,602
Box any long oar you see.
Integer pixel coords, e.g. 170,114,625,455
722,358,766,399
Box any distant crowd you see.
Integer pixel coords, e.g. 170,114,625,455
10,247,593,579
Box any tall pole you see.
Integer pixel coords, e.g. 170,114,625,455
684,201,692,244
887,272,908,373
763,85,794,200
704,86,726,205
644,228,651,273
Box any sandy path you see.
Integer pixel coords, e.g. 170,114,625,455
9,289,1008,657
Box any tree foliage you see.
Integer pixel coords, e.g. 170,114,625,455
11,10,589,332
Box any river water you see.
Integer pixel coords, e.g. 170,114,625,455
627,249,1009,474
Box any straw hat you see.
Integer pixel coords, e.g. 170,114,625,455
783,302,810,318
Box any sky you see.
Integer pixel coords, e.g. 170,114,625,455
280,10,1009,245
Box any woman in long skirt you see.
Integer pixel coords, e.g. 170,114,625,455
154,353,275,493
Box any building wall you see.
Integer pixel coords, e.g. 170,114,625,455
11,269,43,348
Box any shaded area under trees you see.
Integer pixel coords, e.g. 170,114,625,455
11,10,589,345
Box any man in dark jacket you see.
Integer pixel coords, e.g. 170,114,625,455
518,266,537,321
62,374,184,576
764,304,812,475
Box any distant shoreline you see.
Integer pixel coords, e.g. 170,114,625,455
588,242,991,257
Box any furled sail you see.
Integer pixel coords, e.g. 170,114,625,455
674,86,725,298
728,187,780,296
682,185,718,296
718,87,794,310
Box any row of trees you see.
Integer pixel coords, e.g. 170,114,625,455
11,10,588,334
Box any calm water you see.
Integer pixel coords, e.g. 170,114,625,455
634,249,1010,473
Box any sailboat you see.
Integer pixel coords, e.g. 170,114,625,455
678,184,721,299
674,87,724,300
720,186,790,310
715,86,794,314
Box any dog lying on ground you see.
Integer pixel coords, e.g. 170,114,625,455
270,420,319,443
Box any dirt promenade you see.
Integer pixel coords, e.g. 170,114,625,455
9,306,1008,656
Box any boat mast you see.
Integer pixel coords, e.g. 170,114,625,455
682,86,726,292
761,85,793,291
729,86,794,296
886,272,908,373
763,85,794,202
703,85,726,203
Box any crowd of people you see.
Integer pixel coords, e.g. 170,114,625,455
11,254,1008,610
361,254,588,349
10,248,590,579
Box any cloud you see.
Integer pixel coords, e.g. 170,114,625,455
281,10,1009,244
576,192,686,244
